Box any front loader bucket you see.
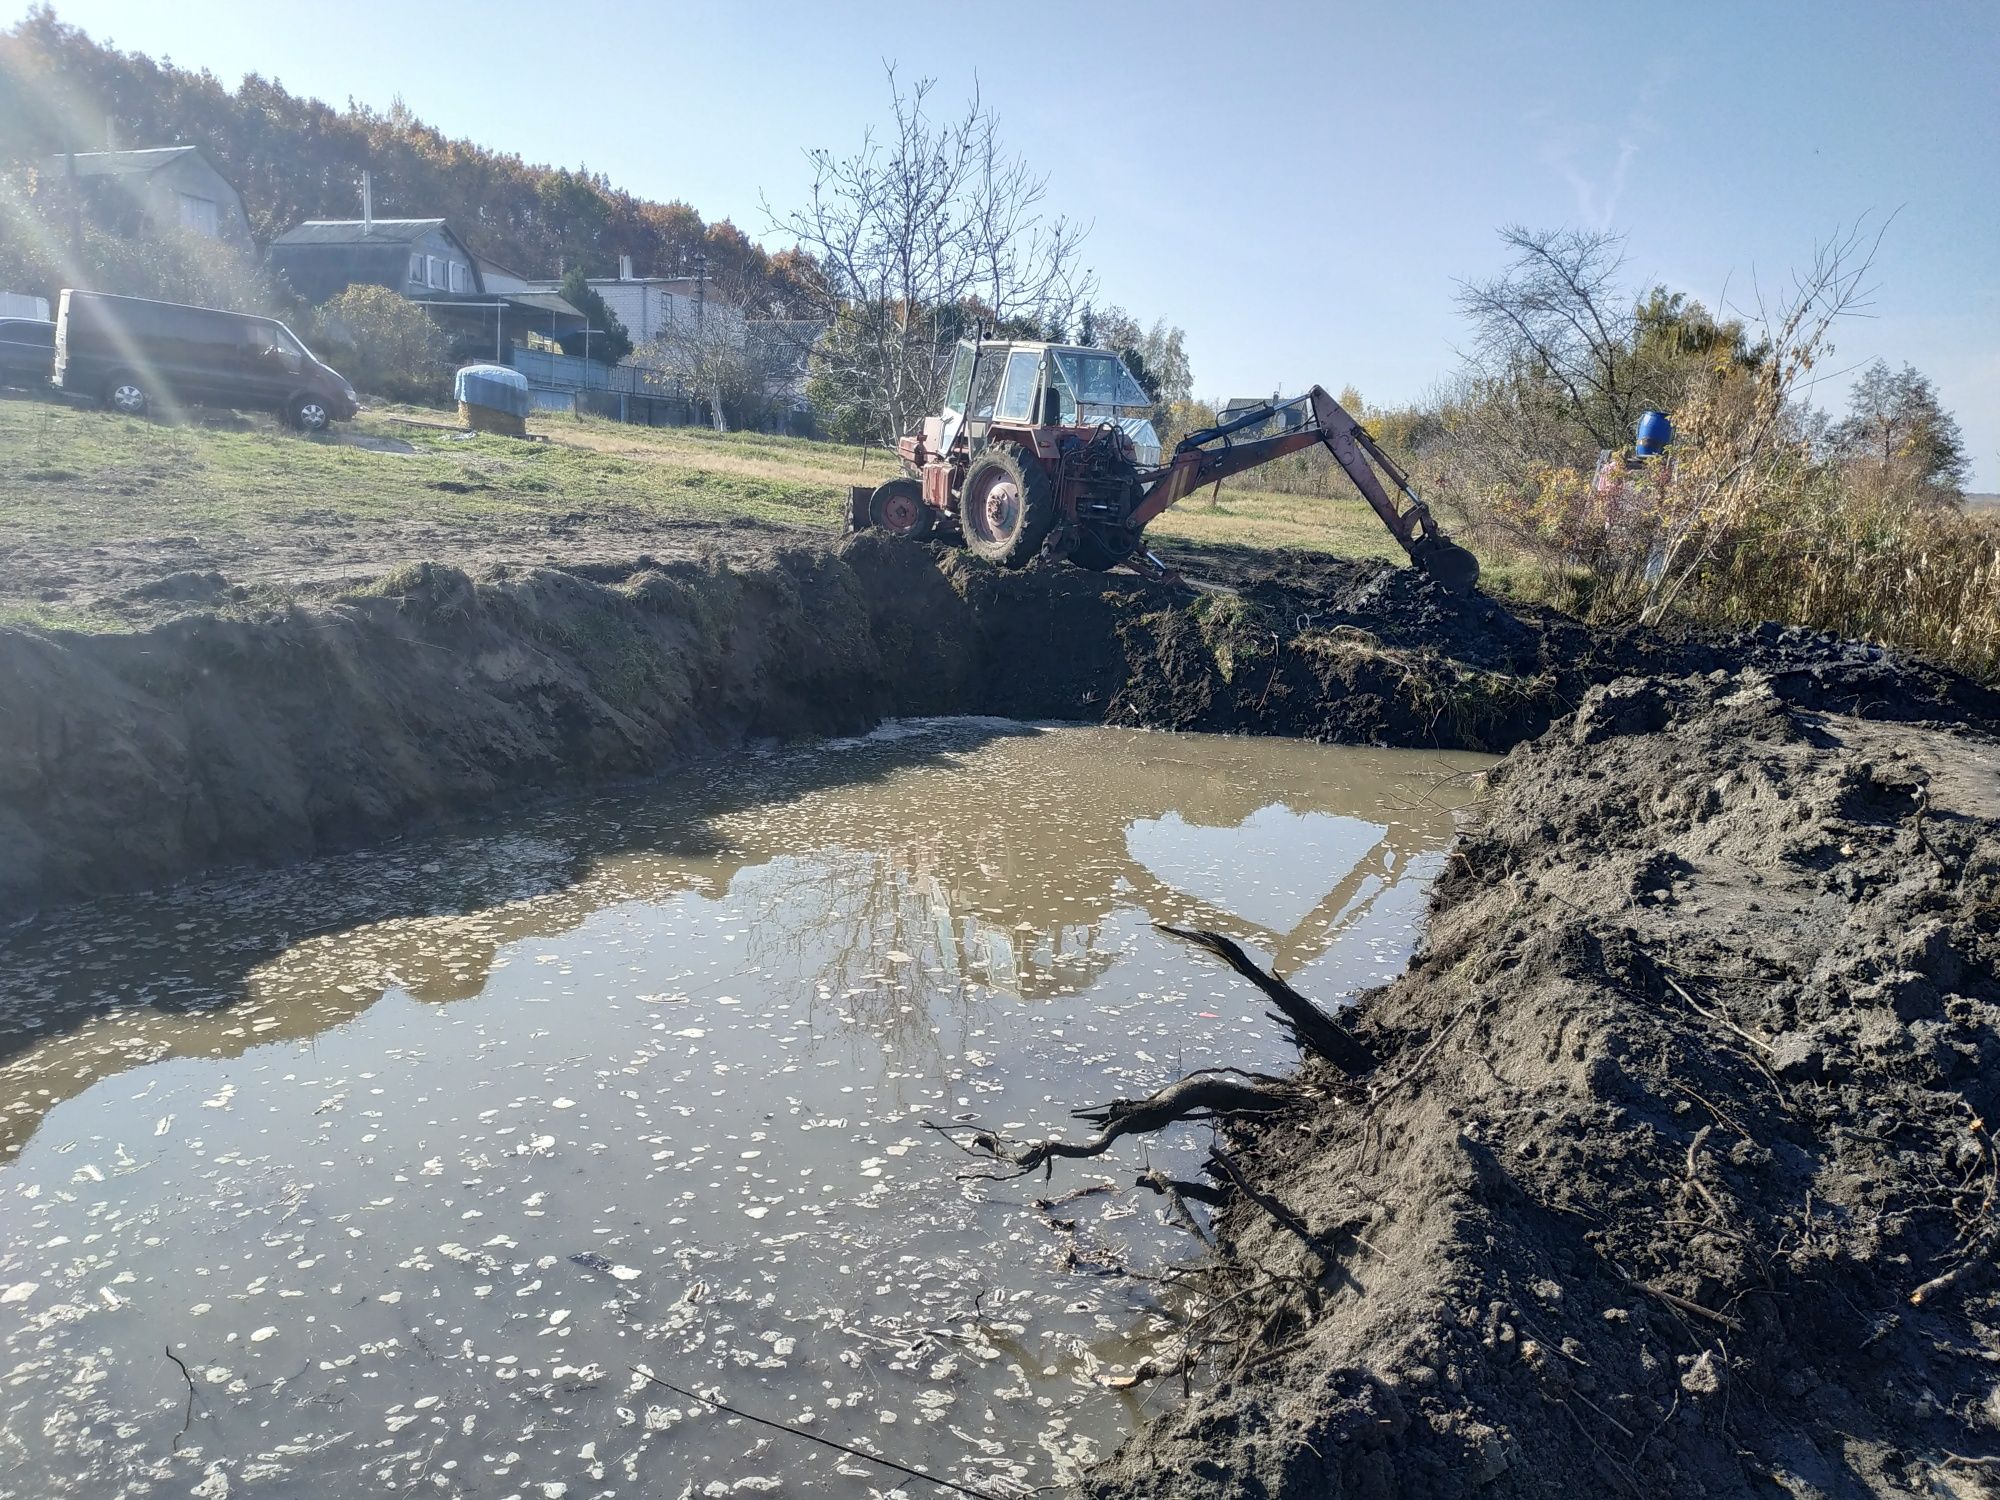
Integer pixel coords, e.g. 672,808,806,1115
846,484,873,533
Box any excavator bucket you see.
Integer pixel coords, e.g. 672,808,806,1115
1304,388,1480,594
1413,536,1481,594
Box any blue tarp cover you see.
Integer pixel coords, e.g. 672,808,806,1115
455,362,531,416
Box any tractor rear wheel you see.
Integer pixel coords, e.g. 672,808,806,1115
960,443,1056,567
868,478,935,540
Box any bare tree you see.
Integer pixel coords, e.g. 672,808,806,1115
1639,220,1885,622
1455,226,1642,453
633,316,787,434
764,68,1093,444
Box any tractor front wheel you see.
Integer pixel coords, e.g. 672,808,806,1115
959,444,1056,567
868,478,935,540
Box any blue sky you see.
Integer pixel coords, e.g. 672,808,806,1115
20,0,1999,485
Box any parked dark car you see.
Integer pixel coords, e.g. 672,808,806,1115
54,289,359,431
0,317,54,390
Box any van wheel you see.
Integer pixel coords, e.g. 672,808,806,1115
291,397,332,433
104,374,149,417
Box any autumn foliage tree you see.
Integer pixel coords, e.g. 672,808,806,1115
319,284,449,402
0,8,812,312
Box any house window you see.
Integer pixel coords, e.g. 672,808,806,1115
177,193,219,239
409,252,426,285
427,256,443,289
448,262,469,293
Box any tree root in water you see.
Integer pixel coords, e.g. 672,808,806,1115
1155,924,1378,1075
929,1069,1303,1180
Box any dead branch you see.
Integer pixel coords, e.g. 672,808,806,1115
1910,1114,1997,1309
1136,1169,1228,1207
1206,1148,1344,1279
1098,1359,1166,1391
1032,1181,1117,1211
1661,972,1773,1056
1156,925,1377,1075
1614,1269,1746,1334
1137,1167,1217,1248
634,1368,1006,1500
1681,1123,1731,1224
933,1073,1300,1179
1368,995,1489,1102
164,1346,196,1452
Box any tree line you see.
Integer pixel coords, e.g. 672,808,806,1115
0,6,812,312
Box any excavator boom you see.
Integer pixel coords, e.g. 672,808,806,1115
1132,387,1479,592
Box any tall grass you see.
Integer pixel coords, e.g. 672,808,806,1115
1685,470,2000,678
1434,428,2000,681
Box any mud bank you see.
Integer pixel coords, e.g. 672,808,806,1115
3,534,1995,914
1083,666,2000,1498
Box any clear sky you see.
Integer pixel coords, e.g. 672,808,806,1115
19,0,1999,485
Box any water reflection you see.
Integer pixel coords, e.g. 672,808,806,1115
0,721,1488,1497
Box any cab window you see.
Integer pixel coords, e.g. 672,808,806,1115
967,353,1005,421
945,344,974,410
994,349,1040,422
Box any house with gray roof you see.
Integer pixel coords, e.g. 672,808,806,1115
268,217,480,303
47,145,252,248
269,216,585,361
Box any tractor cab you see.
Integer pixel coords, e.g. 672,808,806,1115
940,340,1162,465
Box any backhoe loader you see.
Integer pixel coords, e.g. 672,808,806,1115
848,338,1480,592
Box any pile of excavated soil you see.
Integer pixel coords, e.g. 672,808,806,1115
1,492,832,626
1083,666,2000,1498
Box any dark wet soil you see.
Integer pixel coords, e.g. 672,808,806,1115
1083,668,2000,1498
3,531,1994,912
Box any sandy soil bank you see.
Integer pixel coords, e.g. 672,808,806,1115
1082,666,2000,1498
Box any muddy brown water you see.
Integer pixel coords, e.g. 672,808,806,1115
0,721,1490,1497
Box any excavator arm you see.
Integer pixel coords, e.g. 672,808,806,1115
1130,387,1480,593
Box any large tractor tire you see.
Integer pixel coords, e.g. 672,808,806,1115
960,443,1057,567
868,477,935,540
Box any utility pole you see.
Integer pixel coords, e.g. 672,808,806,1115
692,249,707,332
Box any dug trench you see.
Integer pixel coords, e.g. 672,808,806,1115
3,532,1998,1494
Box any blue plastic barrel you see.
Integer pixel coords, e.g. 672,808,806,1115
1635,409,1673,457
